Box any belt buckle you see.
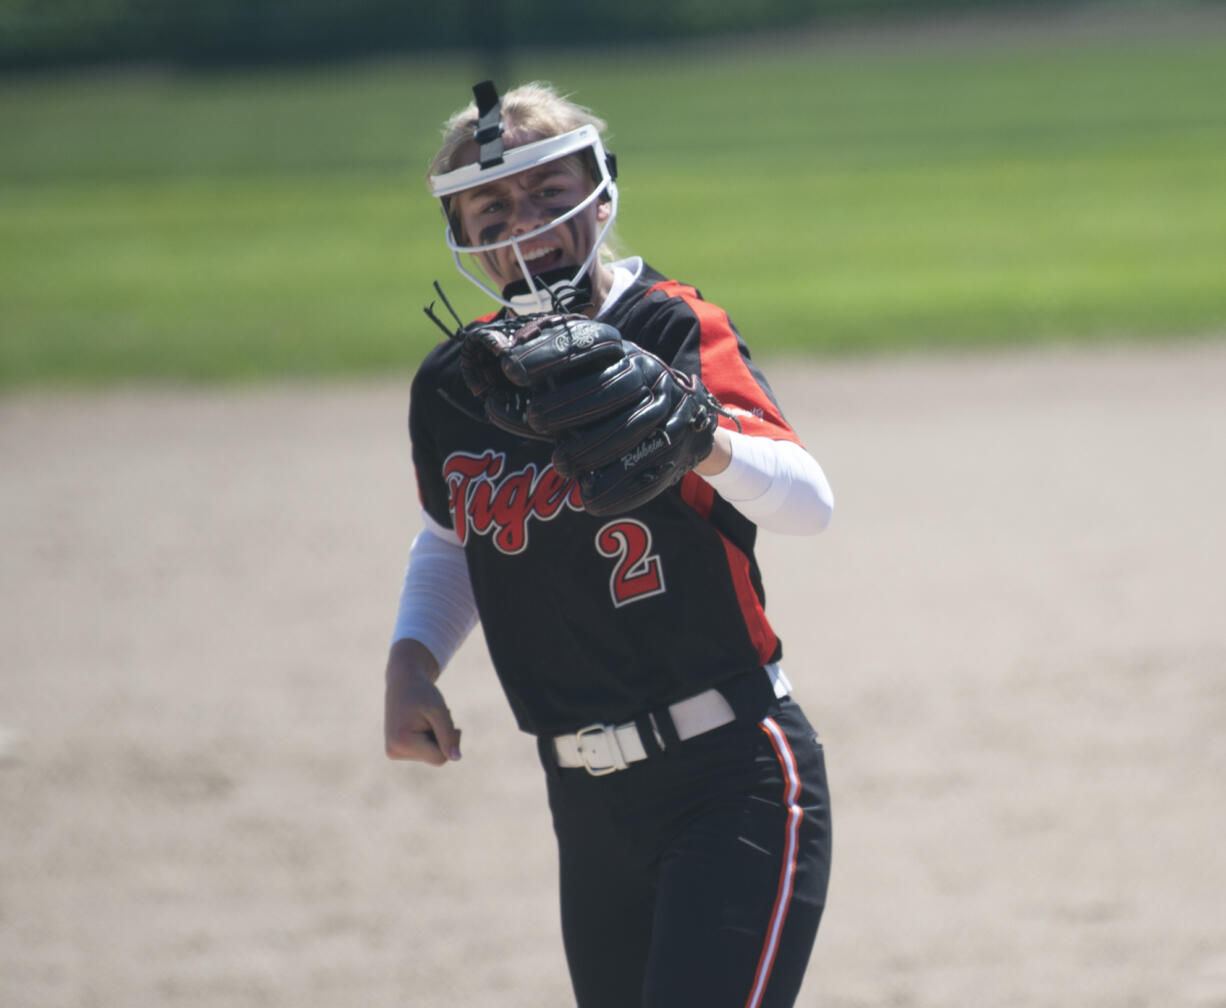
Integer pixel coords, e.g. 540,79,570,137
575,722,625,776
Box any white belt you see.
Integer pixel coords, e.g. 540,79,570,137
553,687,737,776
553,666,791,776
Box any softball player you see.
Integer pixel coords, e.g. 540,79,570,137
385,80,835,1008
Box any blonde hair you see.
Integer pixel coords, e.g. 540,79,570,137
428,81,608,179
428,81,620,259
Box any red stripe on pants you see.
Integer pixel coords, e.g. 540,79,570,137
744,717,803,1008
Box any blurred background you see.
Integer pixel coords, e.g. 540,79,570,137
4,4,1226,1008
2,0,1224,385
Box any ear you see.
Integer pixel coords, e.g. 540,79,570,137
596,200,612,223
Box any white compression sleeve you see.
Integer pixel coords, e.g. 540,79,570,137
391,511,480,669
702,430,834,535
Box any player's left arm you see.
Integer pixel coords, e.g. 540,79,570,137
698,428,833,535
655,294,834,534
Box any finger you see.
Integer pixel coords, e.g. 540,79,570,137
384,703,459,765
552,389,674,476
504,320,624,386
385,727,449,765
527,355,644,435
423,708,463,763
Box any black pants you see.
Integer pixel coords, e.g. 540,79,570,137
541,695,832,1008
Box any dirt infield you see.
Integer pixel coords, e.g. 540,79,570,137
3,340,1224,1007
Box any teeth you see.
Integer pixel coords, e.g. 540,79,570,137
523,246,558,263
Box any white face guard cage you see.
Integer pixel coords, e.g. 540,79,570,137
428,122,620,314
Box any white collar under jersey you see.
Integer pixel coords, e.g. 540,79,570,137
595,257,644,320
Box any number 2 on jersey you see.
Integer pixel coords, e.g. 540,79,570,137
595,519,666,608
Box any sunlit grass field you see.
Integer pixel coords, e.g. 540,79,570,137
2,15,1225,385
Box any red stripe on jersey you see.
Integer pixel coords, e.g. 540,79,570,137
745,717,804,1008
719,529,778,665
679,475,778,664
645,280,800,445
678,471,714,517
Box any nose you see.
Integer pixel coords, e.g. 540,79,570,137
508,194,552,237
509,210,544,237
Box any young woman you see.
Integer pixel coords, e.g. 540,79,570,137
385,80,835,1008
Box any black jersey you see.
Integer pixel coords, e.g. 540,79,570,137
409,260,806,736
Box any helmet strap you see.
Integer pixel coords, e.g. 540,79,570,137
472,80,505,169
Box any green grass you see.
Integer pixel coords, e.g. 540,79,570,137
2,19,1226,386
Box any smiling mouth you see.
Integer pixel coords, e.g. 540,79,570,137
519,245,565,276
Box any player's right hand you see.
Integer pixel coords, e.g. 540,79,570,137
384,639,462,766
